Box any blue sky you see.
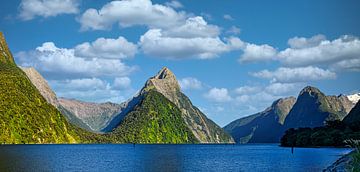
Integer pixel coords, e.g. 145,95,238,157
1,0,360,126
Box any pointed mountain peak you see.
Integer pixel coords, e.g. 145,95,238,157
0,32,16,65
143,67,180,94
299,86,323,96
154,67,176,80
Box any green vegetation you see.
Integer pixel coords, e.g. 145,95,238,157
0,62,83,143
106,90,198,143
281,120,360,147
345,140,360,171
281,101,360,147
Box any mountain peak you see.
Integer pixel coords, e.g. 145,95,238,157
299,86,323,96
154,67,176,79
143,67,180,94
0,32,15,65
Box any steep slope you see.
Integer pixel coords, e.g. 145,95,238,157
20,67,93,131
138,67,233,143
107,90,198,143
284,86,349,128
343,101,360,124
224,97,296,143
0,32,82,143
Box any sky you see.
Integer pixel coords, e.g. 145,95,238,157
1,0,360,126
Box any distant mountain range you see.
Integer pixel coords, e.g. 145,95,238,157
224,85,359,143
0,32,232,144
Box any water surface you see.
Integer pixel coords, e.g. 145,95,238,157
0,144,351,172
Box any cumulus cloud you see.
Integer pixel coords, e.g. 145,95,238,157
223,14,234,21
16,42,135,79
239,43,277,63
49,78,129,103
237,35,360,71
279,35,360,68
19,0,80,20
162,16,220,38
252,66,336,83
78,0,187,31
234,83,301,105
204,87,232,102
179,77,203,90
74,36,137,59
234,86,261,95
165,0,183,8
287,34,326,49
139,29,242,59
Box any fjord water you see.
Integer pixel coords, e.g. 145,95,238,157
0,144,351,172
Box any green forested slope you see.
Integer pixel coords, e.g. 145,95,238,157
107,91,198,143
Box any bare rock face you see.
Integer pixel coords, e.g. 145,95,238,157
58,98,122,132
273,97,297,125
141,67,234,143
21,67,59,107
142,67,181,104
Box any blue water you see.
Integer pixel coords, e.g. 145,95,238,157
0,144,351,172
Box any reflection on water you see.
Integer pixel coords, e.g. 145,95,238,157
0,144,352,172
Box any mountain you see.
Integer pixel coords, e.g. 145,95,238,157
105,90,198,143
343,101,360,125
225,86,356,143
224,97,296,143
284,86,350,128
139,67,233,143
58,98,123,132
0,32,84,143
281,100,360,147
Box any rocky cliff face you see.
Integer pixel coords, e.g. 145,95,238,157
224,97,296,143
343,101,360,124
140,67,234,143
21,67,59,107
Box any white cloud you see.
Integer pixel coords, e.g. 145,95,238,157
113,77,131,89
252,66,336,83
139,29,242,59
16,42,135,79
162,16,220,38
287,34,326,49
204,87,232,102
223,14,234,21
49,78,128,103
279,35,360,68
74,36,137,59
179,77,203,90
234,86,261,95
19,0,80,20
226,26,241,35
264,83,300,96
78,0,187,31
165,0,183,8
239,43,277,63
